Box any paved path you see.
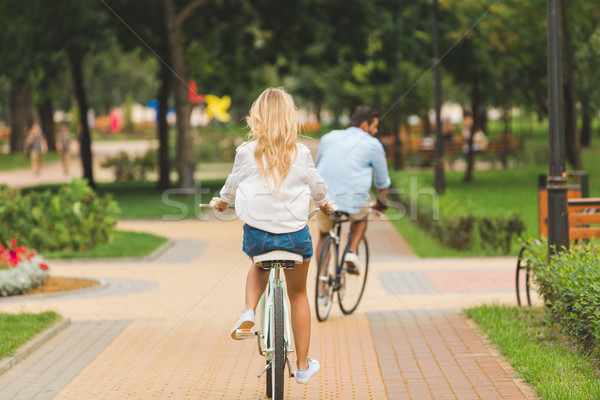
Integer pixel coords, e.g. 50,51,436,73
0,216,536,399
0,154,536,399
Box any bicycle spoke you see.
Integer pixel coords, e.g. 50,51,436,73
338,237,369,314
315,236,336,322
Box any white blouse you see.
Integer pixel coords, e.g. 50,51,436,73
220,141,329,233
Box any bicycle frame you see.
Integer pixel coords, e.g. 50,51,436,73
329,214,353,288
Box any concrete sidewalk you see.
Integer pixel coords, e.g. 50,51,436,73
0,212,536,399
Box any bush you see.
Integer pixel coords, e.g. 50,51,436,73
101,150,156,182
523,238,600,355
0,179,119,252
479,214,526,254
397,190,524,253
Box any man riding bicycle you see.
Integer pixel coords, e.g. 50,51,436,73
315,106,391,273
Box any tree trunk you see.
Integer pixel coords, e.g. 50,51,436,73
463,79,481,183
38,100,56,152
580,97,591,147
9,83,27,153
69,53,96,189
561,4,583,170
157,61,172,191
164,0,194,190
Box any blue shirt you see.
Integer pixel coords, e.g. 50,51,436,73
316,127,391,214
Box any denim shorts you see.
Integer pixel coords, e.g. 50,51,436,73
242,224,313,261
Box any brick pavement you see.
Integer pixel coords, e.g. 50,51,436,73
0,216,535,399
0,158,537,399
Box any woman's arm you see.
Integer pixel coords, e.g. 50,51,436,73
219,143,252,204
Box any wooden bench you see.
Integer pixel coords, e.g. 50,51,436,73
516,179,599,306
568,198,600,240
415,136,464,168
485,134,523,168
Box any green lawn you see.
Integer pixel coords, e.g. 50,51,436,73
0,152,60,171
25,179,227,220
0,312,61,359
465,305,600,400
95,179,226,219
44,230,168,259
20,180,227,259
389,138,600,257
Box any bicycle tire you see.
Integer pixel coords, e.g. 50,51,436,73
271,285,285,400
338,237,369,314
315,236,337,322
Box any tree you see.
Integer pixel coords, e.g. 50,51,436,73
102,0,172,191
54,0,114,188
0,0,39,153
163,0,209,190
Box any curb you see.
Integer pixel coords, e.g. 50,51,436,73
145,239,176,261
0,317,71,376
48,239,175,264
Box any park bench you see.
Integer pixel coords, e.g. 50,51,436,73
516,172,600,306
414,136,464,168
484,133,524,168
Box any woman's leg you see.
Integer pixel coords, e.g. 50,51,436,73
244,263,270,312
284,260,311,370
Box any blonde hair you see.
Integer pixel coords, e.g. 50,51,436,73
246,87,299,191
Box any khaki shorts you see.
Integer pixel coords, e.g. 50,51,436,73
316,203,369,234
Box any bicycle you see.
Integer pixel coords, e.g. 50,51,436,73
201,204,327,399
315,208,372,322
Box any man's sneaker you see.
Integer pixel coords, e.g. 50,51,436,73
344,251,364,275
230,310,255,340
294,358,320,384
317,294,328,308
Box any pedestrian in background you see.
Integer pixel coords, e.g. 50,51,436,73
25,123,48,176
56,124,72,176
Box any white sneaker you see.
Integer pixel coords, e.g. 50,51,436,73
344,251,364,274
230,310,255,340
294,358,320,384
317,295,328,308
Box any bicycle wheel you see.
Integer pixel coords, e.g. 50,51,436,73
315,236,337,322
338,237,369,314
271,285,285,400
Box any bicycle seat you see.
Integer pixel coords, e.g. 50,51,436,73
253,251,303,269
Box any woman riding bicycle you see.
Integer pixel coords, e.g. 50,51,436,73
211,87,334,384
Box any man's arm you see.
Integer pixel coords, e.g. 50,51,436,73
372,140,391,191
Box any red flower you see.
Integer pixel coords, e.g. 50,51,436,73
39,263,49,271
10,238,17,247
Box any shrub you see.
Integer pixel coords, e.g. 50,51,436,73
101,150,157,182
479,214,525,254
397,189,523,253
0,239,49,296
0,179,119,252
523,238,600,355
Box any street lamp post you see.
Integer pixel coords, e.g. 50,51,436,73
546,0,569,255
433,0,445,194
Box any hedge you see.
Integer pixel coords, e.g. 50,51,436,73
523,238,600,355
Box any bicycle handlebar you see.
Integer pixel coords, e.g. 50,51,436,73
199,202,336,217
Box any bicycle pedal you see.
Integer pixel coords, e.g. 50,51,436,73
235,329,258,339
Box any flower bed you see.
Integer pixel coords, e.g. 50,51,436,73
0,239,49,296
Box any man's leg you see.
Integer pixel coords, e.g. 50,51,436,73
348,219,367,253
315,231,328,264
